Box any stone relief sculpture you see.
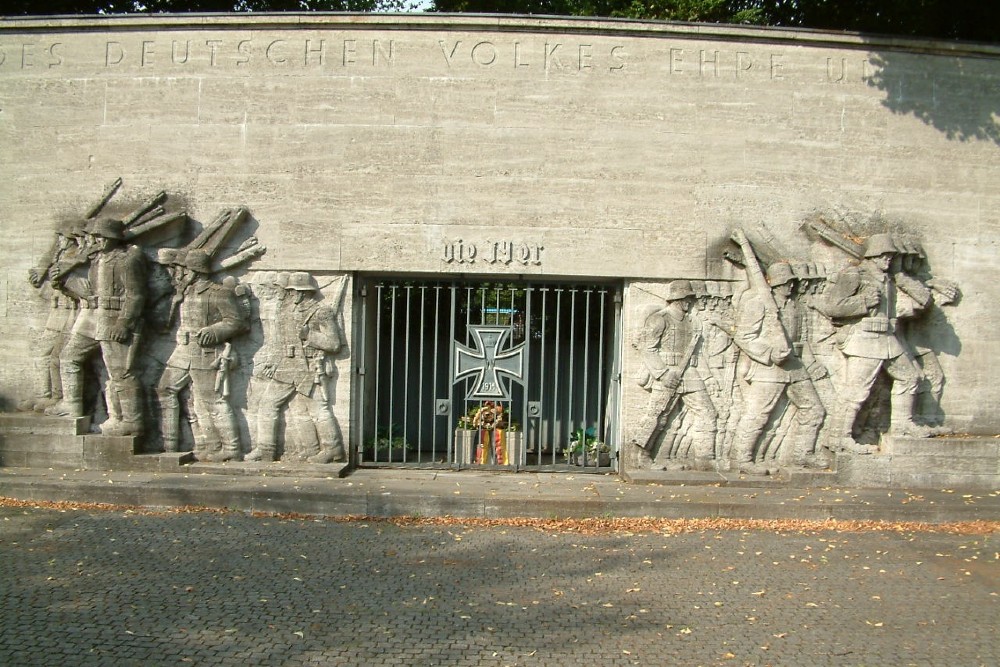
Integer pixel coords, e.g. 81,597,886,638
245,272,347,464
631,218,961,475
729,240,828,472
156,248,249,462
20,178,349,465
19,180,958,474
45,218,148,437
633,280,718,471
814,233,929,452
20,221,89,413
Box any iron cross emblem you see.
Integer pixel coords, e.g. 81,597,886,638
453,326,525,400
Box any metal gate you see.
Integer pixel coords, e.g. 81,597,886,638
355,277,622,470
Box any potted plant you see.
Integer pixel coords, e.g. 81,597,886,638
565,428,611,467
367,426,412,462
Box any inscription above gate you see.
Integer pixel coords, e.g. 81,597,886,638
453,325,525,400
443,239,543,266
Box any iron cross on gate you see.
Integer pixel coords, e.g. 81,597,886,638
453,325,525,400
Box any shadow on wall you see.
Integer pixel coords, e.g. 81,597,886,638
866,48,1000,145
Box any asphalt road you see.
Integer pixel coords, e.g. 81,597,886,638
0,506,996,667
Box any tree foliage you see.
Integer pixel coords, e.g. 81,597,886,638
430,0,999,43
3,0,997,43
2,0,410,15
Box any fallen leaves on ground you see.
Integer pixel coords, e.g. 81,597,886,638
0,495,997,535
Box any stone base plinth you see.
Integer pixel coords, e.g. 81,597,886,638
832,436,1000,490
0,413,192,471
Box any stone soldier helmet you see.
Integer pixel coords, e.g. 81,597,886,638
87,217,126,240
183,249,214,274
664,279,695,301
863,233,898,258
286,271,318,291
275,272,291,289
58,220,88,238
766,261,796,287
156,248,181,265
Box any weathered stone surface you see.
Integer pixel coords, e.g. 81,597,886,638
1,15,998,488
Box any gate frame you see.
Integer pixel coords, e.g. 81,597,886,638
350,272,624,473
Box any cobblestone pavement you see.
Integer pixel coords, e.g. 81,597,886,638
0,507,996,667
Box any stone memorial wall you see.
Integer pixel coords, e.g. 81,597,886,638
0,14,997,486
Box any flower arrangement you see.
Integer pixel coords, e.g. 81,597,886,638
456,402,519,432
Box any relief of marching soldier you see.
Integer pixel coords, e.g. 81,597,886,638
152,206,264,461
728,230,830,473
245,272,347,464
45,217,148,437
812,229,959,452
632,279,718,470
155,247,249,461
892,236,961,429
20,220,89,413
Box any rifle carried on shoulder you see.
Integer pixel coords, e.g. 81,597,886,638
731,228,791,360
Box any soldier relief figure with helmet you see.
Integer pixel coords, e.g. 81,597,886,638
631,220,961,475
21,182,350,466
245,271,346,464
46,217,147,437
156,248,249,462
816,233,935,452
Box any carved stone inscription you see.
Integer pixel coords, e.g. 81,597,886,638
630,219,960,475
443,239,543,266
0,34,877,86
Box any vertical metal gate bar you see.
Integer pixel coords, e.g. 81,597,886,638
418,286,427,461
355,279,367,462
373,283,384,463
538,288,548,465
566,288,587,468
581,289,591,466
388,285,398,462
464,285,474,441
448,284,459,467
402,285,412,463
432,285,442,461
597,289,607,450
521,287,532,469
553,288,563,465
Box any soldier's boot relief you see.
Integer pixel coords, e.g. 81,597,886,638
307,443,346,464
245,441,276,462
794,447,833,469
200,446,240,463
45,372,84,418
17,396,41,412
160,419,180,453
211,416,243,462
101,386,143,437
889,393,933,438
33,395,62,412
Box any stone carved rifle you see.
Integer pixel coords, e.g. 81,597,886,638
32,178,123,288
84,177,124,220
122,190,167,227
803,218,864,260
731,229,791,360
638,327,701,452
